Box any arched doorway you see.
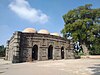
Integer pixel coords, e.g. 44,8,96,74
32,45,38,61
61,46,64,59
48,45,53,59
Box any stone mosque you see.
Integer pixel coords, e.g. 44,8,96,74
5,28,74,63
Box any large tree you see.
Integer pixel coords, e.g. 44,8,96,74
61,4,100,55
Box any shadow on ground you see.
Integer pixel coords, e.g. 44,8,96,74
88,64,100,75
0,71,5,74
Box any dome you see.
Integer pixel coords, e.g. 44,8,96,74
23,28,37,33
38,29,50,34
50,33,60,36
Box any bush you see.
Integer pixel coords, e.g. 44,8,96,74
89,45,100,55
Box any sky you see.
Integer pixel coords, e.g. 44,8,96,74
0,0,100,46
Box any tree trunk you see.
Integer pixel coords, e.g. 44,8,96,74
82,44,89,55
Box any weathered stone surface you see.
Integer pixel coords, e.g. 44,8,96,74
5,31,74,63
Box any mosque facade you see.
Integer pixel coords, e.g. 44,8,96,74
5,28,74,63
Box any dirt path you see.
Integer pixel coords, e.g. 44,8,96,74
0,59,100,75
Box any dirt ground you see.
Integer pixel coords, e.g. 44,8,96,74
0,59,100,75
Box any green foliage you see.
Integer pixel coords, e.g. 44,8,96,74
61,4,100,55
89,37,100,55
0,45,6,57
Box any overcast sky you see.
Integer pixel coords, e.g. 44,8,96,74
0,0,100,46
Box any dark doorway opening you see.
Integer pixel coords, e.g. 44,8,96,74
61,47,64,59
48,45,53,59
32,45,38,61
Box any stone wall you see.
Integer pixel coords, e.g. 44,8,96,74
5,32,21,63
6,31,74,63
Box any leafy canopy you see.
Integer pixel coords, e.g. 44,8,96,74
61,4,100,44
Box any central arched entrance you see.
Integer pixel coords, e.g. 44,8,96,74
48,45,53,59
32,45,38,61
61,46,64,59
